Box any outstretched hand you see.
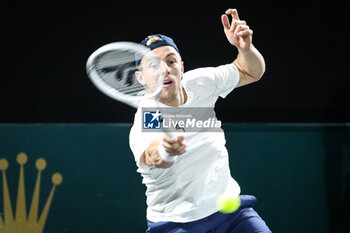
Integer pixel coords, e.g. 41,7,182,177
161,134,187,156
221,9,253,51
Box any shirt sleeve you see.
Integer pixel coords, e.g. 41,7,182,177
129,109,161,171
129,109,150,170
212,63,240,98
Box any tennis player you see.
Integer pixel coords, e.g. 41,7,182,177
129,8,271,233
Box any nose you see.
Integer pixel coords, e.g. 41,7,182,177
159,60,170,75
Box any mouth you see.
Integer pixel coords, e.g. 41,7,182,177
163,79,173,87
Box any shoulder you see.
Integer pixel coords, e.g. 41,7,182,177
183,64,238,80
182,67,216,87
182,64,239,87
129,108,141,138
183,66,215,79
182,64,240,99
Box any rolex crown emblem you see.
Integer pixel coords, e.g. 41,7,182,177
0,153,62,233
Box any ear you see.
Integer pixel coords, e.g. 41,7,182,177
135,71,146,85
181,61,184,78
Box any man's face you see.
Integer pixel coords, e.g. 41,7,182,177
135,46,184,103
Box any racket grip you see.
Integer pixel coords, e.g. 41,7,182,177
158,143,177,163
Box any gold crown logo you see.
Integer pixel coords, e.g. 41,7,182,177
0,153,62,233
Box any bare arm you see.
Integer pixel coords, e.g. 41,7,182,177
221,8,265,87
140,135,187,168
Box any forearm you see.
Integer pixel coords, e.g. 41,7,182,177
233,44,265,80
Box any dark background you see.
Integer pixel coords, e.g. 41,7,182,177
2,0,348,123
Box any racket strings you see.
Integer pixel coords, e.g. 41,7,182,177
97,69,144,95
94,50,146,96
90,47,162,98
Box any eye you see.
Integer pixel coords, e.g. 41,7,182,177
148,61,159,69
168,59,177,65
150,63,157,68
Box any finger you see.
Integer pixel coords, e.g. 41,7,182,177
176,145,188,154
221,14,230,30
238,29,253,37
177,146,187,155
166,143,187,155
173,138,188,150
179,140,187,147
225,9,232,14
172,142,181,150
231,20,246,32
176,145,185,152
162,140,173,150
176,135,187,146
163,134,175,144
231,9,240,21
164,146,176,155
166,148,182,156
236,24,249,32
234,24,247,35
177,135,185,142
239,20,246,25
225,8,240,21
176,141,186,148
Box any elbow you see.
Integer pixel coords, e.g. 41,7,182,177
256,67,265,81
253,60,266,82
247,67,265,83
259,56,266,79
234,58,265,83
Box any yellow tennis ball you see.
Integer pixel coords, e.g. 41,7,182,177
216,194,241,214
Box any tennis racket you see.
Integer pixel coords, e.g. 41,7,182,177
86,41,179,148
86,42,163,108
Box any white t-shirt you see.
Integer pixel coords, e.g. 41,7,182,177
129,63,241,223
